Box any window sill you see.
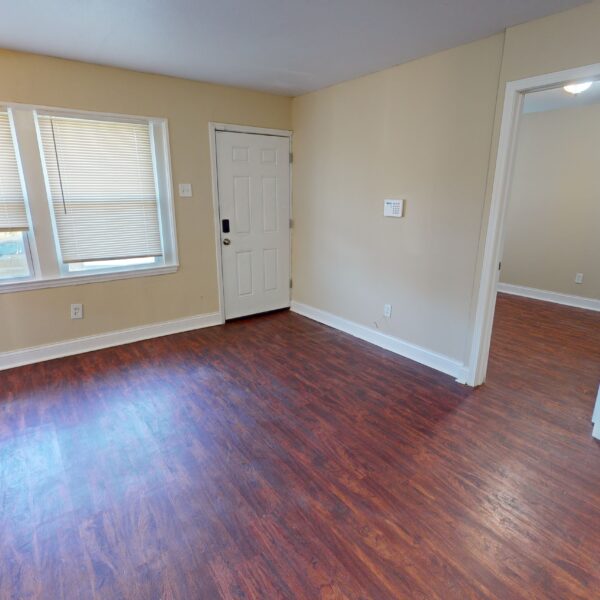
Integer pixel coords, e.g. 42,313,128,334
0,264,179,294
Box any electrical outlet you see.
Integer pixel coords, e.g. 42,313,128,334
383,304,392,318
71,303,83,320
575,273,584,284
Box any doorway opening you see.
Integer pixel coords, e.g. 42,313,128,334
467,63,600,387
467,64,600,435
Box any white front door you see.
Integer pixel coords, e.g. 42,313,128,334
216,131,291,319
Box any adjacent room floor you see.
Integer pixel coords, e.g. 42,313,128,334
1,293,599,599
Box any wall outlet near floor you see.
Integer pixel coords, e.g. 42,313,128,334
575,273,584,284
383,303,392,318
70,303,83,320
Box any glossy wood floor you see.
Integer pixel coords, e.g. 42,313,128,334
1,294,600,599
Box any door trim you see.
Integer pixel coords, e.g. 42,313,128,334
465,62,600,387
208,122,293,323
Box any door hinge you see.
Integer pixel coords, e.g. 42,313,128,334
289,152,293,164
498,261,502,271
289,278,293,289
289,218,293,229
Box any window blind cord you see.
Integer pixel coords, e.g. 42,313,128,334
49,118,68,215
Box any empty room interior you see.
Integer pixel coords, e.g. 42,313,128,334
1,1,599,598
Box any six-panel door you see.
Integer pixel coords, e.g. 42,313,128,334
216,131,291,319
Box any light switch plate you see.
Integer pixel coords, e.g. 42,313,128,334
178,183,193,198
384,199,404,218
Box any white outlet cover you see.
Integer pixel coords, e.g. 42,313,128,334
70,303,83,319
575,273,584,284
178,183,193,198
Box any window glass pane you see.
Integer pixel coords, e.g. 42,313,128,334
0,110,29,232
37,114,163,264
0,231,30,280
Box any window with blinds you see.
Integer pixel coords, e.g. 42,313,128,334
37,114,163,264
0,110,28,232
0,102,176,289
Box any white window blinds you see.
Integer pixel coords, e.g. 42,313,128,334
0,110,28,232
37,114,163,263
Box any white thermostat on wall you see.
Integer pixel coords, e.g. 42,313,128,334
384,199,405,218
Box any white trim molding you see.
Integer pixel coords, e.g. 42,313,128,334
466,62,600,387
498,283,600,312
0,311,222,371
0,264,178,294
291,301,467,383
593,385,600,440
209,122,292,138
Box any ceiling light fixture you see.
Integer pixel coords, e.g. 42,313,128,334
563,81,593,95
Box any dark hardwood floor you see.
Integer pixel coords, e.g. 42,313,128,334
1,293,599,599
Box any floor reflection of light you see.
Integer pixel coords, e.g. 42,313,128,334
0,357,226,546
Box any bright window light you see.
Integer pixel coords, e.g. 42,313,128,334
563,81,593,95
0,231,30,280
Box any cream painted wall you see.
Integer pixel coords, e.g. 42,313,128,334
501,105,600,299
0,49,291,353
465,0,600,364
292,0,600,369
291,35,505,362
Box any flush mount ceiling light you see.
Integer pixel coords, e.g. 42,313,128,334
563,81,593,95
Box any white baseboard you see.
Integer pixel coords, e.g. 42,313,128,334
0,312,223,371
497,283,600,312
290,301,467,383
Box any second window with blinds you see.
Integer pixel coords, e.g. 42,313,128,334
0,104,177,290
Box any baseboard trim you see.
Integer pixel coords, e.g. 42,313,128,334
290,301,467,383
0,312,223,371
497,283,600,312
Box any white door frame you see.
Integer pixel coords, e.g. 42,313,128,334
593,385,600,440
208,122,293,323
466,63,600,387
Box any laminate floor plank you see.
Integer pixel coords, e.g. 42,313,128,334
1,293,599,599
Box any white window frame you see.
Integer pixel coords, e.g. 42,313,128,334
0,102,178,293
0,109,36,282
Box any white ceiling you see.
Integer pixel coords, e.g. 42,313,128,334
0,0,590,96
523,81,600,113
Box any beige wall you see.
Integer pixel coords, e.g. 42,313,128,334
501,105,600,299
467,0,600,355
292,0,600,367
291,35,505,361
0,50,291,353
